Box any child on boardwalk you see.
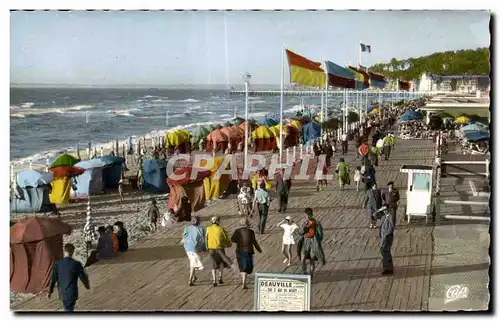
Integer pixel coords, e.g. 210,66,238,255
276,216,299,266
354,166,362,191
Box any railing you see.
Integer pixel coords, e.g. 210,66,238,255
433,132,490,224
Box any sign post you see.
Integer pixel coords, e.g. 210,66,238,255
254,273,311,311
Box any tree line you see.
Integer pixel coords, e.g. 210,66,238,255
369,47,490,80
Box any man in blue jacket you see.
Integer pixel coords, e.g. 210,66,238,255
48,243,90,312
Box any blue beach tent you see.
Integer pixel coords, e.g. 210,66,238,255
71,159,106,198
143,159,169,194
98,156,125,188
302,121,322,144
255,115,279,127
11,170,55,213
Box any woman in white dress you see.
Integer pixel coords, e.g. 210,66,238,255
276,216,298,266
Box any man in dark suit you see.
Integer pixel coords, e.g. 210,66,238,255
275,169,291,212
381,181,400,224
48,243,90,312
363,183,383,229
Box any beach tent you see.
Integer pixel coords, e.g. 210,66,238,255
455,115,470,124
288,119,303,130
165,129,191,153
255,116,279,127
251,125,277,152
167,167,211,212
49,157,85,205
220,126,244,149
223,121,233,128
270,124,300,148
302,121,321,144
71,159,106,198
143,159,169,194
11,170,55,213
98,156,125,189
232,117,245,125
202,156,232,201
50,154,79,169
206,128,229,153
370,108,382,115
10,217,71,294
191,125,211,149
238,121,259,134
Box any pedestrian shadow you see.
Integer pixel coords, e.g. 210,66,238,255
95,245,186,264
311,262,490,284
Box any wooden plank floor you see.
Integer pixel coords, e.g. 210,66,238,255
13,137,436,312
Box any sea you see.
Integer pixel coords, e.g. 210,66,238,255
10,87,389,169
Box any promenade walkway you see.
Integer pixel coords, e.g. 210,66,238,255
13,137,437,311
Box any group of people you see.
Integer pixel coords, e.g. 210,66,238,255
181,206,325,289
93,221,129,262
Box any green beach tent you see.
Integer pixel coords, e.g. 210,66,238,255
191,125,211,147
51,154,79,169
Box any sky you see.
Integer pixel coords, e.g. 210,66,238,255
10,10,490,86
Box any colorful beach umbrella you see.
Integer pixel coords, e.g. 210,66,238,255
455,116,470,124
51,154,79,169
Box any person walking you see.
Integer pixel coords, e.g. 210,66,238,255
363,183,383,229
148,199,160,233
206,216,234,287
47,243,90,312
253,183,270,234
358,139,370,166
231,218,262,289
382,134,394,161
373,206,395,275
183,216,206,286
298,208,325,279
336,158,351,191
354,166,362,192
275,169,290,212
341,132,348,155
276,216,299,266
381,181,400,224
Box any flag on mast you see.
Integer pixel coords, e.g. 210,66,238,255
285,49,326,89
360,43,372,53
324,61,356,89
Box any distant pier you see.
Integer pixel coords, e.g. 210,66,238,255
229,89,425,97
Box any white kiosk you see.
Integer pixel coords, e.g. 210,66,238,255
400,164,434,224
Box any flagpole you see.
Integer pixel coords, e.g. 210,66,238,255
325,61,329,127
279,45,285,163
358,41,362,68
320,83,324,139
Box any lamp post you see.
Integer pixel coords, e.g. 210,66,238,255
243,72,251,171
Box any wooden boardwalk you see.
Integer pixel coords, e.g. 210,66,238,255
13,137,436,312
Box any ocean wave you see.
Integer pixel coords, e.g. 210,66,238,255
181,98,201,103
10,104,95,117
10,114,25,119
250,100,266,104
20,102,35,108
10,106,18,109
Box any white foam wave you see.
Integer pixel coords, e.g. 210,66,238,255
250,100,266,104
20,102,35,108
10,114,25,119
10,105,18,109
181,98,201,103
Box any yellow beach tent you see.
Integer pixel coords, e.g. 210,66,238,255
50,177,72,205
201,156,232,201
